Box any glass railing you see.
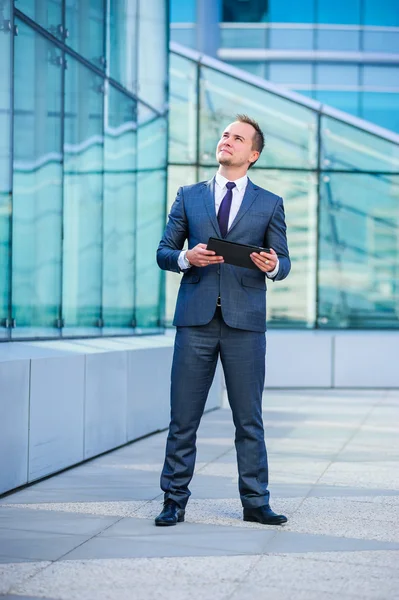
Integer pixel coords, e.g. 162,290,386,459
168,41,399,329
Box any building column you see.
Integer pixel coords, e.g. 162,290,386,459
196,0,221,57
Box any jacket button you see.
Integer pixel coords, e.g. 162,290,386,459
217,269,220,275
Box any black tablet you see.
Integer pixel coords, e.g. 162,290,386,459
206,237,270,270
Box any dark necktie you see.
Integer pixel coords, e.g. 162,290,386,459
217,181,236,238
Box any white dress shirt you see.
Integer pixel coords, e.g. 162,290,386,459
178,172,279,278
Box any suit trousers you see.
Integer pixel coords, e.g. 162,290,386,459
160,306,270,509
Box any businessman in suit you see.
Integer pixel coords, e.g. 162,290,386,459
155,115,290,526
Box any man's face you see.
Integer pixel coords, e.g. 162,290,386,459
216,121,259,169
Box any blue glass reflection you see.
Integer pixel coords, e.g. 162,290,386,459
12,20,63,334
0,0,11,336
363,0,399,26
268,0,315,23
362,92,399,134
171,0,196,22
315,91,360,118
317,0,361,24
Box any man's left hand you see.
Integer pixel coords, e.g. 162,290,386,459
250,248,278,273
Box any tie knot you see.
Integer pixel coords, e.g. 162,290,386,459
226,182,236,191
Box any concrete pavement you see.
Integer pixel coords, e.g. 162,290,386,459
1,389,398,599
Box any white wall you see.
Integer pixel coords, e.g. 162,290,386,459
264,330,399,389
0,335,222,496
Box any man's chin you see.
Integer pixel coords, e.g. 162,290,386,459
217,156,233,166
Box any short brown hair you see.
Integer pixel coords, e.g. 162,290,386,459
236,114,265,168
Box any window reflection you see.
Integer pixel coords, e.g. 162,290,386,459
319,173,399,328
138,0,168,111
169,53,198,164
62,54,104,332
12,20,63,337
103,85,137,329
0,0,11,338
135,169,166,328
16,0,63,39
108,0,137,93
65,0,105,70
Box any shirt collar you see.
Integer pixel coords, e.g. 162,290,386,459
215,172,248,193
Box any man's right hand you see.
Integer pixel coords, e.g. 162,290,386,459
186,244,224,268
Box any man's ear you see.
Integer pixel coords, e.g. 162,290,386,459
250,150,260,165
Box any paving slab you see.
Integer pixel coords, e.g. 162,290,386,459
0,390,398,600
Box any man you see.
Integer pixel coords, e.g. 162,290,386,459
155,115,290,527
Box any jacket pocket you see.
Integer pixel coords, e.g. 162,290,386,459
241,276,266,290
181,274,200,284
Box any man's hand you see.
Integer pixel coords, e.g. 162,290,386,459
186,243,224,268
250,248,278,273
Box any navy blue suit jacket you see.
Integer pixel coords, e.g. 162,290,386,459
157,177,290,332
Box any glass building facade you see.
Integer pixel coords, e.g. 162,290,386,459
168,44,399,330
170,0,399,133
0,0,168,341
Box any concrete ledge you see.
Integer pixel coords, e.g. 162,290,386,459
334,332,399,388
0,334,222,495
264,330,399,389
266,331,333,387
0,359,30,494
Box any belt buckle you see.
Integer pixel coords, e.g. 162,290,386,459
216,296,221,307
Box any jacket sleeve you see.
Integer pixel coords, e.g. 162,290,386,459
264,196,291,282
156,187,189,273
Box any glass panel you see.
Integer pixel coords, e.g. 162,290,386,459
200,66,318,169
315,91,359,117
269,28,313,50
169,53,197,164
316,29,360,51
268,0,315,23
103,84,136,330
170,26,197,48
137,105,167,170
165,166,197,326
170,0,196,22
220,26,267,49
318,173,399,328
363,0,399,27
65,0,105,70
138,0,168,112
0,0,12,339
16,0,63,39
246,169,318,328
63,53,104,333
316,64,359,86
363,31,399,54
363,66,399,88
108,0,137,92
317,0,361,24
269,63,313,85
135,169,166,329
223,0,268,22
227,61,266,78
362,92,399,134
12,21,63,337
321,115,399,172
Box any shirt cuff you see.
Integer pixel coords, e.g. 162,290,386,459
178,250,191,271
266,258,279,279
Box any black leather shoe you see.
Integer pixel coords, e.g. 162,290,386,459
155,500,185,526
243,504,287,525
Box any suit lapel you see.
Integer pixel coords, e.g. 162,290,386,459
203,177,221,237
227,178,259,236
